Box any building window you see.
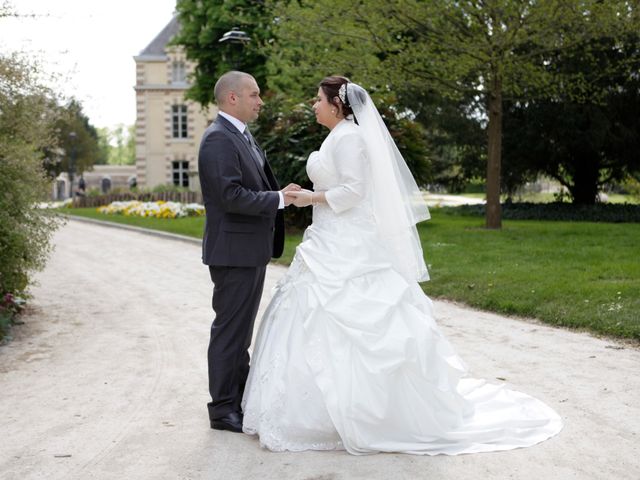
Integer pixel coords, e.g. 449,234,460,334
172,61,186,83
172,161,189,187
172,105,188,139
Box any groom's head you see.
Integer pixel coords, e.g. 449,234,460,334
214,71,263,123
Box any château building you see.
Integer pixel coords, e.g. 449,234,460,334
133,15,215,190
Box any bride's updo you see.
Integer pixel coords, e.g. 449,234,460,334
319,76,354,117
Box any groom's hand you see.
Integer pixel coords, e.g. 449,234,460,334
282,183,301,193
281,183,302,206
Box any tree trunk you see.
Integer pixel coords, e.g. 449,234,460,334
486,79,502,229
568,155,600,204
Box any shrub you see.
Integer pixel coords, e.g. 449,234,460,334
0,52,61,339
150,184,191,194
0,138,60,301
620,176,640,201
439,202,640,222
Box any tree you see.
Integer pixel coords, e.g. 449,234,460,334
42,99,104,178
503,34,640,204
98,124,136,166
96,127,111,165
270,0,638,228
173,0,273,106
408,90,486,193
174,0,432,213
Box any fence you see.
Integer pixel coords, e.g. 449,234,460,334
72,191,203,208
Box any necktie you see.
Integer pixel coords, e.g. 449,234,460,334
244,127,264,167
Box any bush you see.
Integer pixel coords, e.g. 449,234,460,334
0,52,61,339
150,184,192,194
439,202,640,222
620,176,640,201
0,132,60,301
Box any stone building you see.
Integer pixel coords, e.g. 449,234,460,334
51,165,136,200
133,15,215,190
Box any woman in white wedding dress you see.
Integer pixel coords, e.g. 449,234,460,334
241,76,563,455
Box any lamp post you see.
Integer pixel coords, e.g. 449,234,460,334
68,131,77,201
218,27,250,69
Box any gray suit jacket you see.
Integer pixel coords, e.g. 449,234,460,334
198,115,284,267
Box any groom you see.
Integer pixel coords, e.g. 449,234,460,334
198,71,299,432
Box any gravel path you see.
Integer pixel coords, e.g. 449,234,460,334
0,218,638,480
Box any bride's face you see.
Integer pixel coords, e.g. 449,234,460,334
313,88,339,129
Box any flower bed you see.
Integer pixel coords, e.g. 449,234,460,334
38,199,73,209
97,201,205,219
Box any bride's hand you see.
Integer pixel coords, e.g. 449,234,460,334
286,190,314,208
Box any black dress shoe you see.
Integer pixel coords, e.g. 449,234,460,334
210,412,243,433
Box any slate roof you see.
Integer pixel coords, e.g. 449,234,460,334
138,15,180,57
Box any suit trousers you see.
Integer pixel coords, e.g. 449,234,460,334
207,265,266,420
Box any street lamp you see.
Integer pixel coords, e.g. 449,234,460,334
218,27,250,69
68,131,77,201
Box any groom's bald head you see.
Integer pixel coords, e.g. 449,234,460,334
214,71,262,123
214,71,255,106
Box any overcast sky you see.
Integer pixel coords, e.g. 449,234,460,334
1,0,178,129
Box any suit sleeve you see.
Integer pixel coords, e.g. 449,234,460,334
324,132,368,214
199,131,279,217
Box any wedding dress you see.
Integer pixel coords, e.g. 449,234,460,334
242,119,562,455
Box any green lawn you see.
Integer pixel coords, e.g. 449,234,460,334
419,211,639,340
63,207,639,340
63,207,205,239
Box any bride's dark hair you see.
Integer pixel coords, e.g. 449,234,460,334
319,76,354,117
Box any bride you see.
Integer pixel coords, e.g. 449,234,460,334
241,76,563,455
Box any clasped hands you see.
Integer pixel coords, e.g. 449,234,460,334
280,184,317,208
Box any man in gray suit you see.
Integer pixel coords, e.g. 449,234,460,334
198,71,300,432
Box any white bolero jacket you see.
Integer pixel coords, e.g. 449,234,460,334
306,120,371,215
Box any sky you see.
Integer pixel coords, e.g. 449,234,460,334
1,0,178,129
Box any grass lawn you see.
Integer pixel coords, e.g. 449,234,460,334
420,210,639,340
62,207,205,239
63,207,639,340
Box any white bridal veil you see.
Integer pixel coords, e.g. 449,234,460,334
346,83,431,282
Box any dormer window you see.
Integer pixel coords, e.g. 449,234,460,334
172,61,186,83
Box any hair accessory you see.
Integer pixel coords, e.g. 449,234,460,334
338,83,347,105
